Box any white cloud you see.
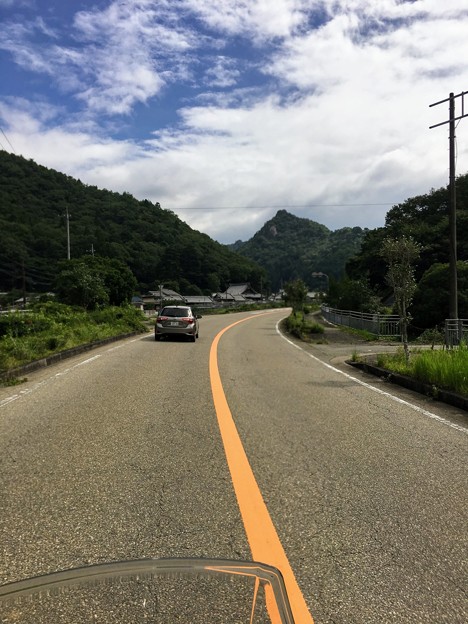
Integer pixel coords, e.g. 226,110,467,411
204,56,241,88
0,0,201,115
1,0,468,244
268,3,468,93
0,0,33,7
0,108,133,165
182,0,309,39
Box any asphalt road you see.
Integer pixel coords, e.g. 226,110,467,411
1,309,467,623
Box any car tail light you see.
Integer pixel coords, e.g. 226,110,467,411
157,316,169,322
181,317,194,323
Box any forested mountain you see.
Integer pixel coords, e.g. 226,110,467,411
232,210,366,291
0,151,266,296
5,147,464,327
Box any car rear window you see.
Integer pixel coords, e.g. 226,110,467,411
161,307,191,317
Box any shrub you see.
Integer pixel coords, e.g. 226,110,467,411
285,312,325,338
286,313,304,338
46,335,68,351
303,320,325,335
1,310,62,338
90,305,144,330
415,327,444,347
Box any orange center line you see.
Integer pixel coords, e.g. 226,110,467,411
209,313,314,624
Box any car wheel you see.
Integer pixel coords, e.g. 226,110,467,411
190,334,196,342
155,334,161,341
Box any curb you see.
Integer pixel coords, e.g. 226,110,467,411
0,331,146,382
348,359,468,413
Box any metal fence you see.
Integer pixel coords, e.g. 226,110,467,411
321,306,401,338
445,319,468,347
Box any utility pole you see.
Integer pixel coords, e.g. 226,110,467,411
65,207,71,260
21,258,26,309
429,90,468,321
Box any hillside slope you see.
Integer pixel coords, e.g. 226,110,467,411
0,151,265,295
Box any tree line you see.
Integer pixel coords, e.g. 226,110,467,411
327,173,468,331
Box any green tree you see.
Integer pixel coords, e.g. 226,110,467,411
95,256,137,305
412,262,468,330
55,260,109,309
345,228,389,290
327,277,381,312
381,236,421,363
205,273,221,293
55,255,137,309
284,279,308,314
346,173,468,297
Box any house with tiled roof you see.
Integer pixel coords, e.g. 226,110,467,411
213,283,262,305
224,283,262,300
213,292,246,304
183,295,215,308
142,288,185,308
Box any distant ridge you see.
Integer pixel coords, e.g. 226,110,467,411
231,209,366,291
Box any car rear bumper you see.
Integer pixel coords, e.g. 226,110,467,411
155,324,196,337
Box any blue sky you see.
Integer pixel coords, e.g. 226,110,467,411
1,0,467,244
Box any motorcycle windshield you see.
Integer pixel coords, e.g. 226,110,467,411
0,558,295,624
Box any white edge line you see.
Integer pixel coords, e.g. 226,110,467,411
0,336,147,409
75,355,102,366
276,321,468,435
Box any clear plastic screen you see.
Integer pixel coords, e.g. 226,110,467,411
0,559,295,624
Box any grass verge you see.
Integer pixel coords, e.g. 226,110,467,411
338,326,383,342
377,345,468,396
0,302,147,374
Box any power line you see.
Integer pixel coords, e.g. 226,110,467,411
171,202,398,211
0,127,16,154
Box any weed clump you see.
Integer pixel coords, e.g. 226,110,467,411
285,311,324,339
377,344,468,396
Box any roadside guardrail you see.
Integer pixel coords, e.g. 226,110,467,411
321,306,401,338
445,319,468,347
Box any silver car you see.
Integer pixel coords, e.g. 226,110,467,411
154,306,200,342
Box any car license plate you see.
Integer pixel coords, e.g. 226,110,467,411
170,322,179,326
